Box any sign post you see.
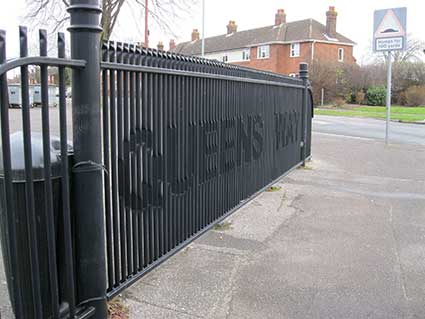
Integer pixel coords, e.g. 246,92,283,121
386,51,392,144
373,7,407,144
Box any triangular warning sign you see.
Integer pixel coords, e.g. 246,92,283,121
375,9,405,38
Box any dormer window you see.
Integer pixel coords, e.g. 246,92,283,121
257,45,270,59
338,48,344,62
290,43,300,57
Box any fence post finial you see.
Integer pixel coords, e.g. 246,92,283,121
67,1,107,318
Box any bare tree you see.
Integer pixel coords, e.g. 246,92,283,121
309,60,360,104
25,0,198,43
392,38,425,63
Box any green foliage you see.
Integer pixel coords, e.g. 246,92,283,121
266,185,281,192
366,86,387,106
65,68,72,87
213,221,232,231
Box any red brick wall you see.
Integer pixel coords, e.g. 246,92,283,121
276,42,312,75
313,42,356,65
233,46,280,73
231,41,355,75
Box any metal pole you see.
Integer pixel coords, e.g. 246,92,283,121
201,0,205,56
386,51,392,145
67,1,107,318
299,63,308,166
321,87,324,106
145,0,149,47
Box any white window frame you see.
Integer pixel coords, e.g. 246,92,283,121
289,73,297,78
257,45,270,59
338,48,344,62
290,43,300,57
242,48,250,61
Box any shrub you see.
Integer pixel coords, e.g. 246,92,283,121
366,86,386,106
355,91,366,105
396,91,407,106
333,97,345,107
345,92,356,104
405,86,425,106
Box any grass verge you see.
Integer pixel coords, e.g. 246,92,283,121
315,106,425,122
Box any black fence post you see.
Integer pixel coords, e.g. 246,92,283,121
67,1,107,318
299,63,309,166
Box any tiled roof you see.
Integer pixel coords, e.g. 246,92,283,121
173,19,355,55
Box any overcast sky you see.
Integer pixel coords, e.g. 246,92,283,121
1,0,424,64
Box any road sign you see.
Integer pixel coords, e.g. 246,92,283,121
373,7,407,52
373,7,407,145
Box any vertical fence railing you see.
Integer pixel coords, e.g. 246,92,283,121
40,28,61,318
0,29,24,319
0,24,89,319
18,26,43,318
300,62,309,166
100,45,313,298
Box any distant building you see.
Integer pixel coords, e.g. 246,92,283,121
170,6,356,76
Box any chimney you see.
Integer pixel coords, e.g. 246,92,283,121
157,41,164,51
275,9,286,25
226,20,237,34
169,39,176,51
326,6,337,38
191,29,200,41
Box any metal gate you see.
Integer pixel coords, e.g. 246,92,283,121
100,43,312,298
0,0,312,318
0,26,89,319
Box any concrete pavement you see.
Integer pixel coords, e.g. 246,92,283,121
120,132,425,319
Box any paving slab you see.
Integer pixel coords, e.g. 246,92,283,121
120,132,425,319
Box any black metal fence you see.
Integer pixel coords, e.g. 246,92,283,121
0,0,312,318
100,43,312,298
0,27,88,318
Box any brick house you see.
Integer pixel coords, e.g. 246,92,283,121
170,7,356,77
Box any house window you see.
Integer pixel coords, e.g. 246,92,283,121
289,73,297,78
290,43,300,57
257,45,270,59
338,48,344,62
242,48,250,61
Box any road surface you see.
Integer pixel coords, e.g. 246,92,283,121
313,115,425,146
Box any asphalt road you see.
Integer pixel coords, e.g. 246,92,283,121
313,115,425,146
